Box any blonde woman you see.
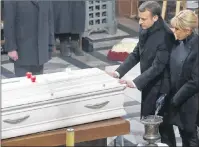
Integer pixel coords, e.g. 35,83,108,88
160,10,199,147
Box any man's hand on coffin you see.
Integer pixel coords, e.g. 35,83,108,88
106,71,119,78
119,79,136,88
8,50,18,61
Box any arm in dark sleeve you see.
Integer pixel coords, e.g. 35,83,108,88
133,42,169,90
48,1,55,51
3,1,17,52
172,57,199,106
115,43,140,78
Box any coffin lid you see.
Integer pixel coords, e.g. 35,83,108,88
2,68,125,110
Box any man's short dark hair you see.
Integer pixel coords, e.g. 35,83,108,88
139,1,161,17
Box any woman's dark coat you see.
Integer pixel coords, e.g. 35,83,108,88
165,33,199,132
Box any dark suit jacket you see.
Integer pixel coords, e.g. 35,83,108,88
4,1,55,65
116,18,175,116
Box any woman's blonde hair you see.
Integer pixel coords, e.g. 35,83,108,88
171,9,198,30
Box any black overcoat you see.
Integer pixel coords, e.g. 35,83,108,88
53,1,86,34
116,18,175,117
4,1,54,65
165,33,199,132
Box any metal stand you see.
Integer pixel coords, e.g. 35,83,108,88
140,115,163,147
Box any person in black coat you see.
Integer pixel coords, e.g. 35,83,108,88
108,1,174,117
53,1,85,57
3,1,55,77
160,10,199,147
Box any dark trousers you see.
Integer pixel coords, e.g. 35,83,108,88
55,33,79,42
159,123,199,147
14,63,44,77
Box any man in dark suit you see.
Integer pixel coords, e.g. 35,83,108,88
3,1,55,77
108,2,175,145
53,1,85,57
108,1,174,117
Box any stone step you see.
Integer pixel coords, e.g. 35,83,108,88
82,29,131,52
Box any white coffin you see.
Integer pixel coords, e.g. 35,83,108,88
1,68,126,139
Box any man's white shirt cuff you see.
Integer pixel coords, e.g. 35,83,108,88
132,81,137,88
114,71,120,78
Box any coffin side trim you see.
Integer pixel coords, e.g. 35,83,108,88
3,115,30,124
84,101,109,109
2,107,125,131
2,109,126,139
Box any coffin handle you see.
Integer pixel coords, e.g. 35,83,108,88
84,101,109,109
3,115,30,124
